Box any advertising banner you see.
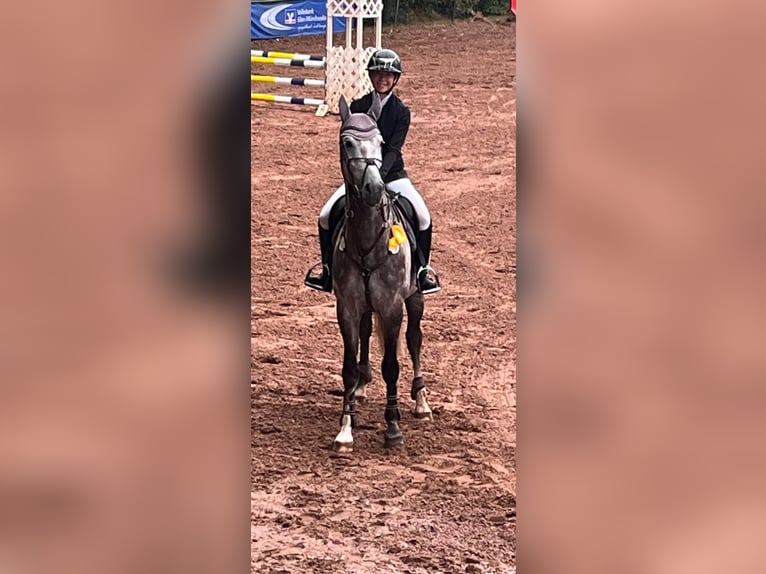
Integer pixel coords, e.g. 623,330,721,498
251,0,346,40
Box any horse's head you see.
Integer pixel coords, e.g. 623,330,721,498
338,95,385,207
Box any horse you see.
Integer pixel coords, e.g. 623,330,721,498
330,94,433,453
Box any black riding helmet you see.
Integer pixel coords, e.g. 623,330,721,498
367,49,402,76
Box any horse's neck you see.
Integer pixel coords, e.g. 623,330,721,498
345,197,388,251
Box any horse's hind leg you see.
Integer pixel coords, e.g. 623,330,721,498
355,311,373,404
380,311,404,448
406,292,432,420
334,303,361,453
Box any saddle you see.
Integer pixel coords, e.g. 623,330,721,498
329,190,419,258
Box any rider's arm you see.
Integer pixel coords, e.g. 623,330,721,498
380,104,410,180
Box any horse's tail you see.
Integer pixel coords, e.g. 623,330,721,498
373,313,405,358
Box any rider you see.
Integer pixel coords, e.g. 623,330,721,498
304,48,441,295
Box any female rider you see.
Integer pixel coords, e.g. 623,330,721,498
305,48,440,294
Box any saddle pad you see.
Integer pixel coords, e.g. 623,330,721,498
389,194,418,252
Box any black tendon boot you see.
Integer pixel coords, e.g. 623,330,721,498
416,224,441,294
304,224,334,292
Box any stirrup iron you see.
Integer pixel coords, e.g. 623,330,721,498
304,262,330,291
417,265,441,294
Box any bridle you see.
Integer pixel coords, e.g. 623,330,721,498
339,127,383,205
341,151,382,203
337,118,396,290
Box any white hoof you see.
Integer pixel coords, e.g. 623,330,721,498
333,441,354,453
333,415,354,451
415,389,433,420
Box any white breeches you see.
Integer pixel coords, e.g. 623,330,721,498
318,184,347,229
318,177,431,231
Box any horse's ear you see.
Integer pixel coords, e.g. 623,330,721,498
368,93,382,122
339,95,350,122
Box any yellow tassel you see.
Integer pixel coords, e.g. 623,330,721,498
391,224,406,245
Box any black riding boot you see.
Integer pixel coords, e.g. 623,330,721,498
416,224,441,294
304,224,334,292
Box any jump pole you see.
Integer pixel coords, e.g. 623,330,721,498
250,93,326,106
250,56,327,68
251,75,326,88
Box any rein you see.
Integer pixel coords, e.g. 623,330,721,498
342,202,391,278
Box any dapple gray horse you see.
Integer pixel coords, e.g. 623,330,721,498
331,95,433,453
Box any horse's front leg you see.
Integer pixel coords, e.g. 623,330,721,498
355,311,373,404
334,302,361,453
406,292,432,420
379,309,404,448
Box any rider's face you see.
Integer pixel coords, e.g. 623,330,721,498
371,71,397,93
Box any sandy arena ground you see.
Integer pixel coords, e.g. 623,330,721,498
252,17,516,573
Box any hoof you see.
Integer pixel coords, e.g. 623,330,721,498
414,389,432,421
333,441,354,453
384,433,404,449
